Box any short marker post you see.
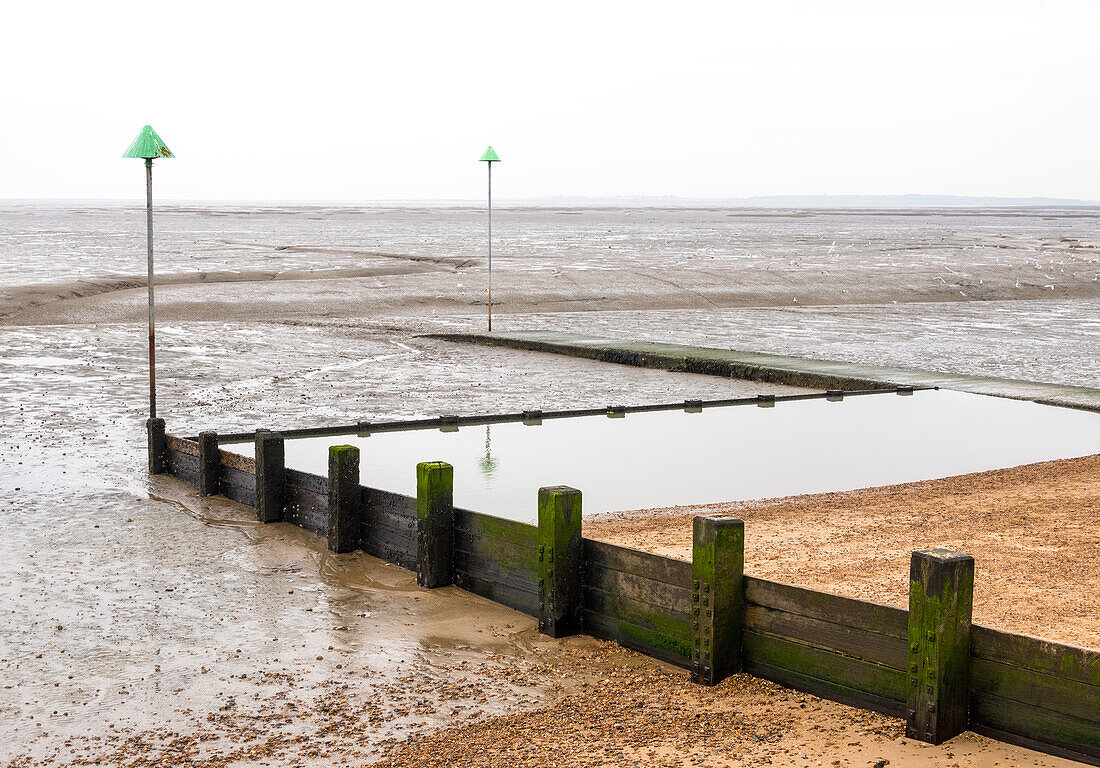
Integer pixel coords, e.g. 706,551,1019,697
906,548,974,745
691,514,745,685
537,486,583,638
327,445,360,553
255,431,286,523
146,417,166,474
416,461,454,588
198,431,219,496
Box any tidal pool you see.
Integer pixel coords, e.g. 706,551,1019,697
236,390,1100,522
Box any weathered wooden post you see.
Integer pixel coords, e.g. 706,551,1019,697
255,431,285,524
198,431,219,496
147,417,166,474
906,548,975,745
416,461,454,588
327,445,360,553
691,514,745,685
537,486,583,638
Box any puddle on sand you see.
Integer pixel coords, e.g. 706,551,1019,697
250,390,1100,521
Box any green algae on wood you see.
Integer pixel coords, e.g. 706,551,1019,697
416,461,454,588
906,548,974,745
691,514,744,685
327,445,360,553
537,486,583,638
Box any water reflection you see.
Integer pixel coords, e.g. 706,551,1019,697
478,425,499,482
274,390,1100,522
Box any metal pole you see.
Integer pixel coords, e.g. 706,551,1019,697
146,158,156,419
487,161,492,332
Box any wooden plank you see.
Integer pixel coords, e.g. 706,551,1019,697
971,657,1100,724
743,631,907,704
363,518,416,545
454,548,538,594
454,571,538,617
218,449,255,474
585,562,692,615
453,529,537,576
584,539,691,587
165,434,198,456
363,525,415,561
361,504,416,535
583,610,691,669
285,468,328,496
363,535,416,571
219,465,256,493
584,585,691,640
285,484,327,536
454,508,537,547
746,659,906,719
971,723,1100,767
167,449,199,479
971,692,1100,761
168,460,200,488
745,576,907,639
972,625,1100,687
221,481,256,508
363,487,416,517
745,605,907,671
286,506,326,536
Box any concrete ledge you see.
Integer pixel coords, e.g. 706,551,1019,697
429,331,1100,413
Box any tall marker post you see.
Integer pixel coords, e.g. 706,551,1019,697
479,146,500,331
122,125,174,421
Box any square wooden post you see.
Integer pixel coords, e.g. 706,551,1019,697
146,417,166,474
255,431,285,523
327,445,360,553
198,431,219,496
416,461,454,588
691,514,745,685
537,486,583,638
906,548,974,745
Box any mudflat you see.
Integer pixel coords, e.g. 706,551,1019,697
3,204,1097,767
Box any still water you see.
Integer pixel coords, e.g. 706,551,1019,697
258,390,1100,522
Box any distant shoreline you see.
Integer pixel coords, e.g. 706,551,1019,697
2,195,1099,209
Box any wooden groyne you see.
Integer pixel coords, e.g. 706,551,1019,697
151,419,1100,765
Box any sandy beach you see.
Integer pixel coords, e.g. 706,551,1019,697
2,204,1098,766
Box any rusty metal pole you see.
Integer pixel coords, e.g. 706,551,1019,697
146,157,156,419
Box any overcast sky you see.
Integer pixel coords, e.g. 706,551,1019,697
2,1,1097,201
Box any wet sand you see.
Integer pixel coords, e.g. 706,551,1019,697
2,204,1098,766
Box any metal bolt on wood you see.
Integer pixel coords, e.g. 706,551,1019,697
537,486,583,638
906,548,974,745
691,515,745,685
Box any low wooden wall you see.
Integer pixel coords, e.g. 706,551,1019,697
970,625,1100,763
158,427,1099,766
742,576,908,717
361,487,418,571
583,539,693,667
454,508,539,616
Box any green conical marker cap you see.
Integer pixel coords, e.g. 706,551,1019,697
122,125,174,159
479,145,500,163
